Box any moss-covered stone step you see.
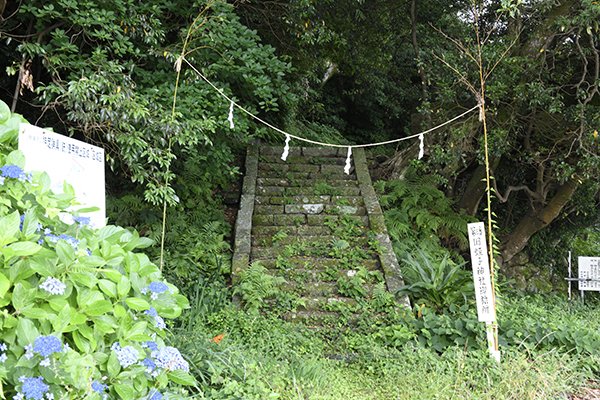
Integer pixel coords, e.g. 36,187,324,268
260,146,303,157
257,170,356,181
283,281,339,297
255,195,364,206
253,205,285,215
257,178,359,188
260,146,347,158
253,210,368,225
262,266,381,285
257,186,361,197
331,196,365,206
251,243,372,259
251,257,380,271
255,195,331,205
252,235,336,247
282,310,360,326
252,225,332,237
293,297,359,312
324,205,367,216
284,186,361,196
260,154,347,165
306,214,369,226
252,214,308,226
252,234,368,247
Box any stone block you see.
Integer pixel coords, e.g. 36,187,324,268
252,226,295,236
321,164,351,175
254,205,284,215
273,214,307,226
252,214,273,225
325,205,365,215
336,187,361,196
257,186,285,195
296,195,331,204
332,196,364,206
258,163,289,172
257,178,289,187
288,164,320,173
307,215,329,225
302,147,340,157
297,226,331,236
285,204,325,214
261,146,301,157
254,196,271,205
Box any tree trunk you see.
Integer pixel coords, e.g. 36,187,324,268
500,178,578,265
382,141,419,179
458,157,500,215
519,0,575,56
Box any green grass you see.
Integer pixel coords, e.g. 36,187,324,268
170,294,600,400
310,349,594,400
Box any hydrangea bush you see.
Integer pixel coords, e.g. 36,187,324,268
0,100,193,398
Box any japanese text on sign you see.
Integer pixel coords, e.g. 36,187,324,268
467,222,495,322
18,124,106,227
578,257,600,291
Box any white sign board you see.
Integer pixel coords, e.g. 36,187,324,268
18,124,106,227
578,257,600,291
467,222,495,322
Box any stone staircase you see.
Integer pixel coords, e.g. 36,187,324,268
232,144,408,326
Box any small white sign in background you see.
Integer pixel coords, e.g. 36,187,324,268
578,257,600,291
18,124,106,227
467,222,495,322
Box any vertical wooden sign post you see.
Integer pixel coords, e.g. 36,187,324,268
467,222,500,362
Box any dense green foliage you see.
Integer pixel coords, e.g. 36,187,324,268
1,0,293,206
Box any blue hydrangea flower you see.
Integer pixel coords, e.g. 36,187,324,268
18,376,49,400
39,277,66,295
44,233,79,249
148,282,168,293
73,216,91,225
143,341,159,351
143,282,168,300
141,357,158,376
144,308,158,317
24,344,34,359
147,389,162,400
154,316,166,330
91,380,107,393
33,336,62,358
112,344,139,368
0,343,6,363
1,165,28,181
144,308,165,330
151,346,189,372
